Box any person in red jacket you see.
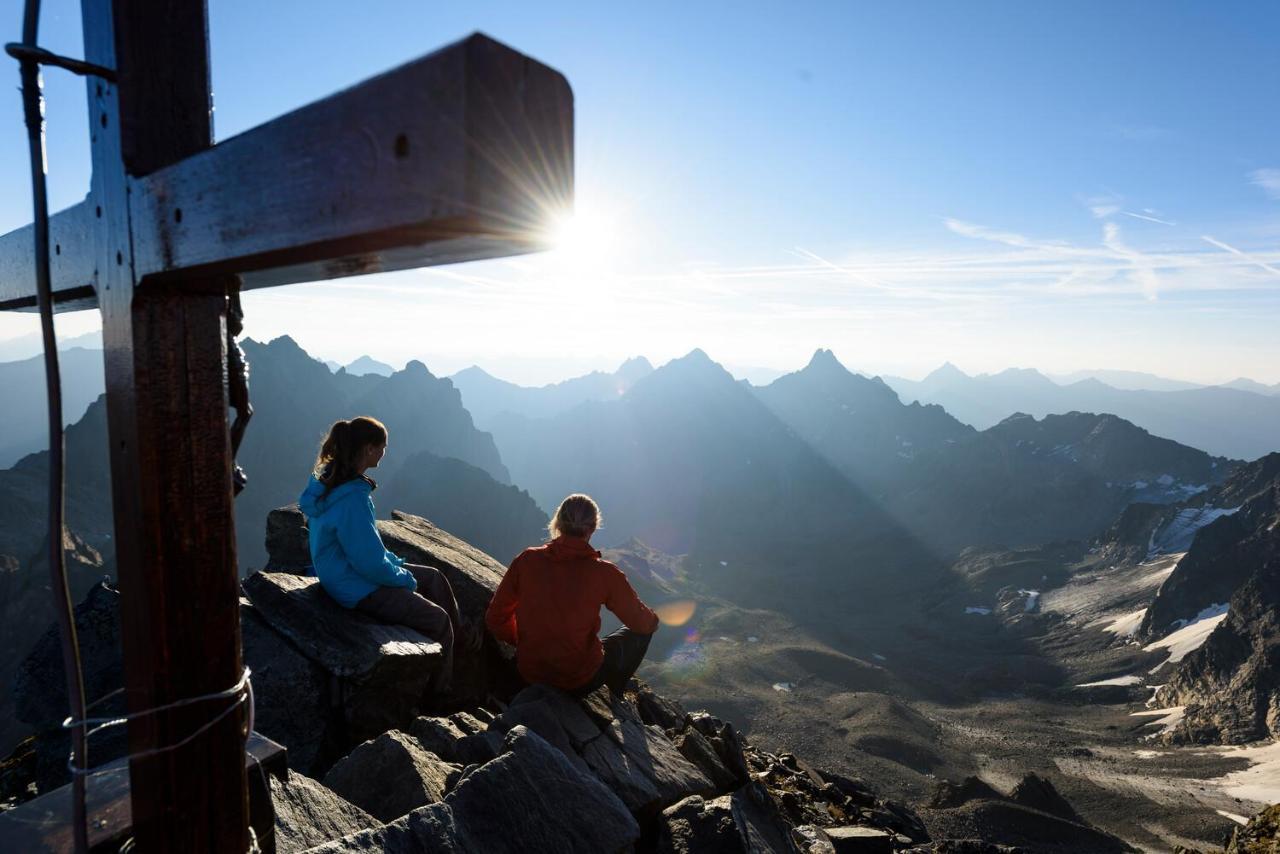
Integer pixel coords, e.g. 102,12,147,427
486,493,659,696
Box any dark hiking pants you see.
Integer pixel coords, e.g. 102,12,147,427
572,626,653,697
356,563,460,694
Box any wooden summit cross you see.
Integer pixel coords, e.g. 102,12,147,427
0,2,571,850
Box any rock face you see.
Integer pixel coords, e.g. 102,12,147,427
269,769,378,853
260,506,517,707
308,727,641,854
243,570,443,748
321,730,459,823
1155,559,1280,744
1139,460,1279,642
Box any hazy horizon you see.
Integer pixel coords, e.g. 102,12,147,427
3,2,1279,387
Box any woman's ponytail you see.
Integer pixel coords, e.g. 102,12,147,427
314,416,387,493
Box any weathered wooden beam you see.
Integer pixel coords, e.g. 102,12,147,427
85,1,251,850
0,33,573,312
0,202,97,311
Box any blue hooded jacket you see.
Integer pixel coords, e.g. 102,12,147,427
298,475,417,608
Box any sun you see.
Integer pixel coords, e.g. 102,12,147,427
546,207,619,270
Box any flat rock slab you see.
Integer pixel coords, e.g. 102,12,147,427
583,715,716,816
658,795,746,854
269,769,377,853
243,571,442,678
322,730,459,823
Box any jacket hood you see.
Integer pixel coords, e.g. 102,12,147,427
547,535,601,561
298,475,371,519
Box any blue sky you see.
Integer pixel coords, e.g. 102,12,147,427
2,1,1279,384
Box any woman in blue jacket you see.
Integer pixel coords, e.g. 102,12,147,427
299,416,476,695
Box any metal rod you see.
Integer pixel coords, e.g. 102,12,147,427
16,1,90,850
4,41,117,80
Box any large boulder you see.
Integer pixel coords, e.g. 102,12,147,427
658,794,746,853
264,506,314,573
501,683,716,817
241,601,330,775
309,727,639,854
321,730,459,823
242,570,443,746
268,769,378,853
261,506,519,706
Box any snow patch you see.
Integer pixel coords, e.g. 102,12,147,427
965,606,992,616
1157,474,1175,486
1217,810,1250,826
1076,675,1143,688
1133,750,1163,759
1144,603,1229,672
747,636,760,643
1019,589,1041,613
772,682,794,693
1150,506,1240,556
871,653,887,662
719,560,729,567
1131,706,1185,736
1209,741,1280,804
1105,609,1147,638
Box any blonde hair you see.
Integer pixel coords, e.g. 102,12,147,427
549,493,601,539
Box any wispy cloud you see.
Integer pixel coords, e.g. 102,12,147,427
1121,210,1176,226
1250,168,1280,200
1201,234,1280,278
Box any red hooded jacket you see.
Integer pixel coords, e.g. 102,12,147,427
485,536,659,690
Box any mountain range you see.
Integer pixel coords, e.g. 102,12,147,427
885,362,1280,459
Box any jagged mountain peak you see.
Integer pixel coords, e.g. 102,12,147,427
803,347,848,373
615,356,654,382
924,361,969,382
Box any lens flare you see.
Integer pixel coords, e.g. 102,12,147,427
653,599,697,627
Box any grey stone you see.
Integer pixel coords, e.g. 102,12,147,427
490,698,591,773
322,730,460,823
301,803,463,853
792,825,837,853
731,782,801,853
408,716,467,763
268,769,377,853
453,730,503,766
658,795,745,854
242,603,329,776
243,570,443,744
444,725,639,853
582,714,716,816
635,681,689,731
674,726,739,793
265,505,313,572
507,683,602,748
825,826,893,854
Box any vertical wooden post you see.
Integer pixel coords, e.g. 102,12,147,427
83,1,249,850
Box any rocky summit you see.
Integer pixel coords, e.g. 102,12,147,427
0,508,950,852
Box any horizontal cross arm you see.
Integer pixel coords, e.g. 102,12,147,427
0,201,98,311
0,33,573,313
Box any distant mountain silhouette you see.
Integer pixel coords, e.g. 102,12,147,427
0,395,114,752
754,352,1232,553
344,355,396,377
0,348,105,467
885,363,1280,459
233,337,515,569
1219,377,1280,396
377,451,547,565
754,349,973,488
889,411,1233,553
488,348,940,607
449,357,653,429
1049,369,1204,392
